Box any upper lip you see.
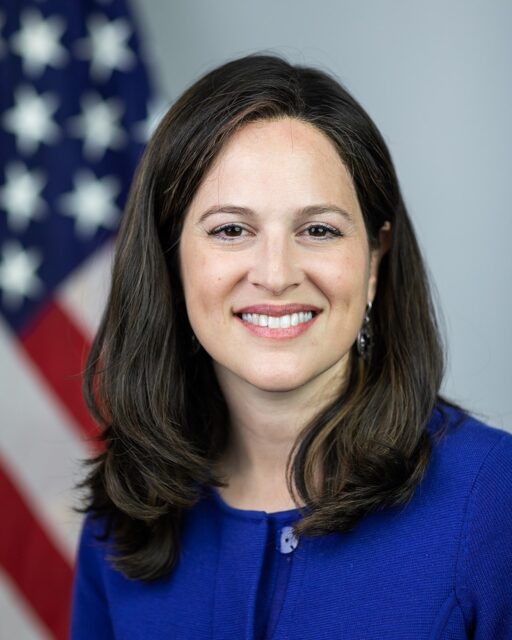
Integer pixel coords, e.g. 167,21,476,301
234,304,322,317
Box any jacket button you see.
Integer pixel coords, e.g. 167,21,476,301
279,526,299,554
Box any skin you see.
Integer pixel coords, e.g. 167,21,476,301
178,118,391,511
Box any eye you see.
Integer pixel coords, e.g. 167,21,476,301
207,224,250,241
207,222,343,242
300,224,343,239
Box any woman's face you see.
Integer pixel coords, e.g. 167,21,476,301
179,118,388,395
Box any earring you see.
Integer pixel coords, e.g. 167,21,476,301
357,302,373,361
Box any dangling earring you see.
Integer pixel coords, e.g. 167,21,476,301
191,332,202,355
357,301,373,361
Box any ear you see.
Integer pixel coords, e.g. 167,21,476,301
367,221,392,303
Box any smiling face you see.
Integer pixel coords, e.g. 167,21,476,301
178,117,387,396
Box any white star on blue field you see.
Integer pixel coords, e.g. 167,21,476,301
0,0,158,332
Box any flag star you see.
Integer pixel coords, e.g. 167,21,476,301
10,8,68,77
75,14,136,82
0,240,44,310
59,170,121,239
0,162,47,233
133,97,169,143
2,85,60,155
68,92,127,161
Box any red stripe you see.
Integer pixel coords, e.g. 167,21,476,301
19,299,101,449
0,455,73,640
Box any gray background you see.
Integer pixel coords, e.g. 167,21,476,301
131,0,512,430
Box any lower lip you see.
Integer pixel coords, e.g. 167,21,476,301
234,313,320,339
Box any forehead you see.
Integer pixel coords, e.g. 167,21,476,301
186,117,360,217
222,117,338,160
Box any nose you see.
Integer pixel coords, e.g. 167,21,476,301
247,232,303,295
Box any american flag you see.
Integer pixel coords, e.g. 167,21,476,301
0,1,158,637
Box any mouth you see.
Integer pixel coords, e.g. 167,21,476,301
233,303,322,316
233,307,321,339
234,309,320,328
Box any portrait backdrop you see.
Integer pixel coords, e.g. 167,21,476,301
0,1,510,638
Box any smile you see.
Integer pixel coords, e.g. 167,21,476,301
234,310,319,339
241,311,313,328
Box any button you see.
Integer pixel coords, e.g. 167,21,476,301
279,525,299,554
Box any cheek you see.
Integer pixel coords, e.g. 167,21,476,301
180,246,233,317
319,250,370,308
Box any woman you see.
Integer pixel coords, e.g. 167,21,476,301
71,54,512,639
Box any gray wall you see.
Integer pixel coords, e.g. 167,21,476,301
131,0,512,430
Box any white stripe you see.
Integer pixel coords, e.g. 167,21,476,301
57,239,115,340
0,318,88,561
0,567,51,640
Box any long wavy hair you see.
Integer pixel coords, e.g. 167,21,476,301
75,53,456,581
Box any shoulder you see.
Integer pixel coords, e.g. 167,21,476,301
74,510,117,579
432,403,512,532
427,403,512,482
429,406,512,634
418,403,512,540
78,510,113,546
71,512,118,638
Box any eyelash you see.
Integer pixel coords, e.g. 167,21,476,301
207,223,343,242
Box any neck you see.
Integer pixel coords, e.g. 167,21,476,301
212,359,347,509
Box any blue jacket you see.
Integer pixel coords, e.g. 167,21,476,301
70,406,512,638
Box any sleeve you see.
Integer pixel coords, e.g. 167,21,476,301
69,513,116,640
456,431,512,639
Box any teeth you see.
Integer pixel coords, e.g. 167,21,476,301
240,311,314,328
279,315,290,328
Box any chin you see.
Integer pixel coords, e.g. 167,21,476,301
244,370,314,393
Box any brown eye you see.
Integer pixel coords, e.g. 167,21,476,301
308,225,328,237
222,225,243,236
302,224,342,239
208,224,248,241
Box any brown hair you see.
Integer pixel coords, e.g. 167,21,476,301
75,53,458,580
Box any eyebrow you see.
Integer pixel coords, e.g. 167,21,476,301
197,204,355,224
